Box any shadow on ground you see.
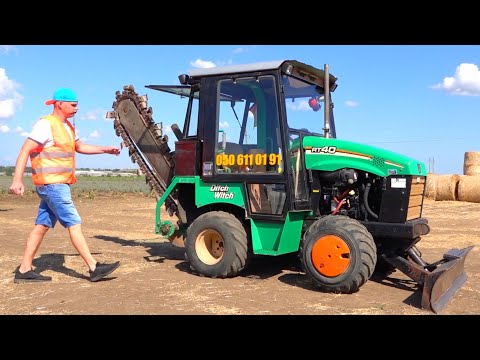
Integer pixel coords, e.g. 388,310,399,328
278,271,424,310
94,234,305,281
92,234,426,310
24,253,116,282
370,272,423,308
94,234,186,261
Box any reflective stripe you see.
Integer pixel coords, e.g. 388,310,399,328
30,151,74,159
32,167,73,174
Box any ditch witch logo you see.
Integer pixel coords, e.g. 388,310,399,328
210,184,235,199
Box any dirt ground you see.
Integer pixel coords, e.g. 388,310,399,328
0,193,479,315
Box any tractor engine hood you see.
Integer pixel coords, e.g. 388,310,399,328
302,136,427,177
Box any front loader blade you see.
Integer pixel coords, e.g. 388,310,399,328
422,246,474,313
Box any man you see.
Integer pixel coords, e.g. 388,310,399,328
9,87,121,283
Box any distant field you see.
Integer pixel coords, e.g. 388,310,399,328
0,175,153,197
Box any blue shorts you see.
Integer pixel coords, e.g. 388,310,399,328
35,184,82,228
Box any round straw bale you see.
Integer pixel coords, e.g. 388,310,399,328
464,165,480,176
424,173,438,199
433,174,460,201
464,152,480,175
464,152,480,166
457,175,480,203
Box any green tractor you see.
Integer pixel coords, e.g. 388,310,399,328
108,60,472,313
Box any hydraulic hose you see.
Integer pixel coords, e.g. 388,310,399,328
363,183,379,220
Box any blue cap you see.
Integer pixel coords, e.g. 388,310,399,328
45,88,78,105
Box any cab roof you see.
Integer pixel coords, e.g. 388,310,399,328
146,60,338,96
188,59,338,89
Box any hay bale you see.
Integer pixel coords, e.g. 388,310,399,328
464,151,480,165
457,175,480,203
432,174,460,201
425,173,438,199
464,165,480,176
464,152,480,175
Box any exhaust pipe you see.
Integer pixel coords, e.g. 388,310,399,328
323,64,330,138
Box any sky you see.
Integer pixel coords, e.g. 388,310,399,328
0,45,479,174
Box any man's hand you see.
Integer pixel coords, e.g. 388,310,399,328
9,181,25,196
103,146,121,156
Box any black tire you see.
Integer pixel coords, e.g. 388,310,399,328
300,215,376,293
185,211,249,278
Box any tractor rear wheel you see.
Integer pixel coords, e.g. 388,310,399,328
300,215,376,293
185,211,249,278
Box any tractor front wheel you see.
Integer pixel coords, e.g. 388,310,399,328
301,215,376,293
185,211,249,278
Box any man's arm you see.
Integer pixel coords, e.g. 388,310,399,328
9,138,41,196
75,140,120,155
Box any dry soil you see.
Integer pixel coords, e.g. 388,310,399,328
0,193,479,315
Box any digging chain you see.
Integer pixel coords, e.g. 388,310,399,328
111,85,178,216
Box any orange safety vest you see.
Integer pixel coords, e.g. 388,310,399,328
29,114,77,185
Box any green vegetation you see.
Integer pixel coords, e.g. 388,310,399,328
0,166,138,174
0,175,154,198
0,166,17,176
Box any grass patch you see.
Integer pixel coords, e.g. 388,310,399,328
0,175,155,197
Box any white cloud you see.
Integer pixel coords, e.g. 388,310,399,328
0,68,23,119
431,63,480,96
79,109,110,121
0,124,25,135
232,47,246,54
213,60,231,67
345,100,359,108
0,69,17,96
219,121,229,129
0,99,16,118
232,46,256,55
190,59,216,69
0,123,10,133
0,45,16,54
89,130,100,139
80,111,99,121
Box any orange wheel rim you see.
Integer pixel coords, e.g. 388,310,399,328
311,235,351,277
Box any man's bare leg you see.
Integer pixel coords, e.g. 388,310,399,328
19,224,49,273
67,224,97,271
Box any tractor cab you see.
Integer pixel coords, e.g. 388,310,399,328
147,60,337,219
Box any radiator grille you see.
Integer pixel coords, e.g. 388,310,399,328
407,176,425,220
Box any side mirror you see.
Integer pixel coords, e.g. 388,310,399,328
178,74,189,85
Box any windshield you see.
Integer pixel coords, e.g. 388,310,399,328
282,74,334,137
